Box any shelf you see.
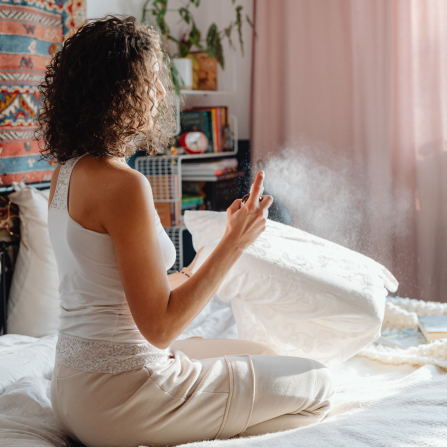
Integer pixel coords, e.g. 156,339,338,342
180,90,233,96
167,150,238,161
179,56,236,97
182,172,244,183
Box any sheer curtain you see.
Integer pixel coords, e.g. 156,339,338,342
251,0,447,302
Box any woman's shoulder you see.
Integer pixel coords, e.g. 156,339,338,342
49,154,154,225
83,156,157,236
81,155,153,205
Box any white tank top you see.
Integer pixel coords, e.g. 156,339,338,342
48,155,176,373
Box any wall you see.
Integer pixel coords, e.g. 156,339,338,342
86,0,253,139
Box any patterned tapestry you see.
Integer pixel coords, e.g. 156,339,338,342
0,0,86,186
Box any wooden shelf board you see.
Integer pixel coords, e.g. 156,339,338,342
180,90,232,96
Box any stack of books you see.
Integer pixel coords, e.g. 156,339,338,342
181,195,204,211
181,158,243,212
180,107,233,153
181,158,240,182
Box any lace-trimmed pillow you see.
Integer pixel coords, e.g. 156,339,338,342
184,210,398,367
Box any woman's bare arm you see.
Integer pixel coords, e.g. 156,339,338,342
102,168,272,349
166,249,202,290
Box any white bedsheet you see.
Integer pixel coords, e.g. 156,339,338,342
1,296,447,447
183,359,447,447
0,334,57,395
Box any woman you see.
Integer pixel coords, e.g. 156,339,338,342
40,16,334,447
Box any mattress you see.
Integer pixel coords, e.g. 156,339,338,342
1,296,447,447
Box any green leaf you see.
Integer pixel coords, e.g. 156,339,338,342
142,0,152,23
156,14,168,35
169,59,181,96
153,0,167,8
206,23,224,69
179,42,191,57
236,5,244,56
189,22,203,49
246,14,256,36
167,34,179,44
190,0,200,5
224,24,235,50
206,23,217,57
179,7,191,24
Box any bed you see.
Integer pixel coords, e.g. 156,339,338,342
1,295,447,447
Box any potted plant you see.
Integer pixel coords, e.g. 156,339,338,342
142,0,255,92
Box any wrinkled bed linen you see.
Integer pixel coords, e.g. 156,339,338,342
0,377,72,447
0,334,57,395
1,296,447,447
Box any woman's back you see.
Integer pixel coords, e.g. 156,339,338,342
48,154,176,372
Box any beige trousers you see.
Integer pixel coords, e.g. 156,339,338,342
51,338,333,447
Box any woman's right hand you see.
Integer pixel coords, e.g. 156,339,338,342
223,171,273,251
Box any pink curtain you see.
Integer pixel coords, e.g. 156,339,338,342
251,0,447,302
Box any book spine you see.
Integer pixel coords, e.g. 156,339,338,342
204,113,210,153
221,107,226,150
224,106,230,151
211,109,218,152
205,111,213,153
216,108,221,152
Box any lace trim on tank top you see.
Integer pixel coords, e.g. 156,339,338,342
49,155,129,211
56,332,172,374
49,157,80,211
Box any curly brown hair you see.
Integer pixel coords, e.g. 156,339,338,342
37,15,177,163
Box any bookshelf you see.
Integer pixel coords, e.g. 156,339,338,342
135,113,238,205
134,114,239,273
136,55,239,271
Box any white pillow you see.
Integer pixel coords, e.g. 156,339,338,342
7,185,60,337
184,210,398,367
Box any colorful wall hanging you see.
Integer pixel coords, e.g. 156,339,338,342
0,0,86,186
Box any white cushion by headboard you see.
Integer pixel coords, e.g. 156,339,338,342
7,185,59,337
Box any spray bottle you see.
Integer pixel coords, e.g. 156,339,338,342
240,182,264,207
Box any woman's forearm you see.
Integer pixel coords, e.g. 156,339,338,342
144,172,271,348
167,271,190,290
159,237,243,346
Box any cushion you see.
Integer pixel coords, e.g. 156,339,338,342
184,210,398,367
7,185,60,337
